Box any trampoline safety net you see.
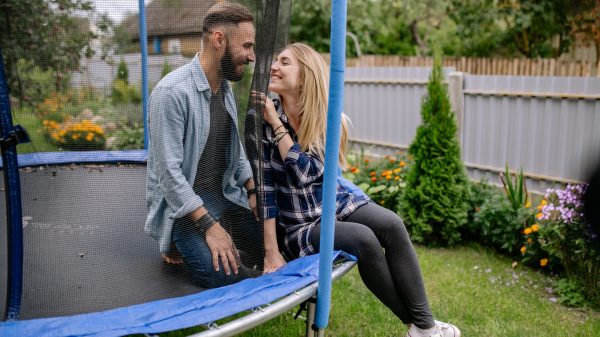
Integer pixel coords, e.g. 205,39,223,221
0,0,292,327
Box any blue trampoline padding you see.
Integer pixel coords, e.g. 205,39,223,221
0,251,356,337
0,150,147,168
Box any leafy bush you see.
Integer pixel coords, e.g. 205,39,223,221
161,59,172,79
14,59,69,106
111,79,141,105
399,48,470,246
116,59,129,83
463,179,498,240
473,191,535,255
43,118,106,150
346,150,408,211
108,123,144,150
538,184,600,307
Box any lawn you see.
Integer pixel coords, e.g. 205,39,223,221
160,244,600,337
12,110,60,154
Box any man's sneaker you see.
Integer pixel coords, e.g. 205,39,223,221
435,320,461,337
405,321,461,337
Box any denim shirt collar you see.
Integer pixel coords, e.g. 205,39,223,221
191,53,230,96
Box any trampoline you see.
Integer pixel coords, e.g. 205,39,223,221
0,0,354,336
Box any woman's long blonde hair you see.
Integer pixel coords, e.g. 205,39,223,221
282,43,349,168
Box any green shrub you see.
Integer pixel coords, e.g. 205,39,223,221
14,59,69,106
345,150,408,211
116,59,129,83
537,184,600,307
473,191,534,255
399,48,470,246
463,179,498,240
111,79,141,105
161,59,172,79
109,123,144,150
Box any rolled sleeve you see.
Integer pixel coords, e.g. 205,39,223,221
149,87,203,218
284,143,325,188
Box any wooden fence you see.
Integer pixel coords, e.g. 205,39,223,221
322,54,600,77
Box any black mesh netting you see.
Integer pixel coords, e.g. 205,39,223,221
0,0,291,320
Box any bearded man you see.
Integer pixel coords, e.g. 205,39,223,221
145,2,261,288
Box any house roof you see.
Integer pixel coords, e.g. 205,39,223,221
121,0,217,40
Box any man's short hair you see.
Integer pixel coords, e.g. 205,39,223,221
202,2,254,33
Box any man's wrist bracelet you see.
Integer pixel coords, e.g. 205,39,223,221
195,212,216,234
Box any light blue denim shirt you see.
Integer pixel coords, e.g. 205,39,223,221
145,54,253,253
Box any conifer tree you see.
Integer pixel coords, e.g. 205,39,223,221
400,48,470,246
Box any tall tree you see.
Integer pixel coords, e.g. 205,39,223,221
400,47,470,246
0,0,95,102
569,0,600,63
449,0,573,58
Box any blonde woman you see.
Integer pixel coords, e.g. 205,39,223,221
256,43,460,337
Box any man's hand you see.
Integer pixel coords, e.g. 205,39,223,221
263,250,286,274
162,242,184,265
205,223,239,275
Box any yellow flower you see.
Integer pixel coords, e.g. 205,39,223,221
86,133,94,142
540,258,548,267
536,213,543,219
525,199,531,208
379,200,385,205
386,175,392,180
394,176,400,181
531,224,539,232
541,199,547,206
527,238,533,244
520,246,527,255
399,161,406,167
72,134,80,140
524,228,532,235
393,168,401,174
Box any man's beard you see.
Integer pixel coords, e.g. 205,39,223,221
221,43,244,82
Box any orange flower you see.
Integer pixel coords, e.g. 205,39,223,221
399,161,406,167
371,177,377,182
524,228,532,235
536,213,543,219
531,224,539,232
350,167,359,173
520,246,527,255
540,258,548,267
527,238,533,244
369,171,377,177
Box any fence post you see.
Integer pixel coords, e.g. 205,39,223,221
448,72,465,149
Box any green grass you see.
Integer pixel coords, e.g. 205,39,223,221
12,110,60,154
158,244,600,337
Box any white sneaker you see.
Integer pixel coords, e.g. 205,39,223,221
435,320,461,337
405,321,461,337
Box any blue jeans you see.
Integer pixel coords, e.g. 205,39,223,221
171,203,262,288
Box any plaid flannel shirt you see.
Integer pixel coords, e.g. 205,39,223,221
262,101,369,258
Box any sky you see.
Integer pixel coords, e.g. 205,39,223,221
91,0,152,23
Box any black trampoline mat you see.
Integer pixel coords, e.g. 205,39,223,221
1,164,203,319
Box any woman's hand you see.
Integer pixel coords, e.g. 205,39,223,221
251,91,280,127
263,250,286,274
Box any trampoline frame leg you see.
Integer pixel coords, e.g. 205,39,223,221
306,296,317,337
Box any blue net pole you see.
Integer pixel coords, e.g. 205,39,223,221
139,0,149,150
0,50,24,320
315,0,347,330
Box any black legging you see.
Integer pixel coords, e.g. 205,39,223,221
310,202,435,329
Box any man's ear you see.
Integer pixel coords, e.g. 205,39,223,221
211,30,226,49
